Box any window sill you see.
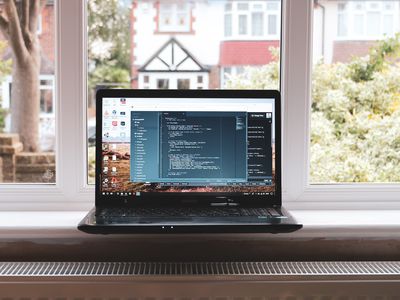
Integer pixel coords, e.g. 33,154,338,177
0,210,399,261
0,210,399,237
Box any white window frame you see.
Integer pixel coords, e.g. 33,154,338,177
224,1,281,40
0,0,399,211
158,2,191,33
336,1,399,40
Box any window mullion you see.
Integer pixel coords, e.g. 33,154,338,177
281,0,312,201
57,0,92,202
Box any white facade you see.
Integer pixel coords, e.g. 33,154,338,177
313,0,400,64
133,0,282,89
132,1,225,68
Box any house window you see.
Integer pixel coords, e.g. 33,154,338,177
336,1,399,39
3,75,55,120
252,12,264,36
157,79,169,89
224,13,233,36
158,2,191,33
238,14,248,35
39,76,55,115
177,78,190,89
224,1,280,39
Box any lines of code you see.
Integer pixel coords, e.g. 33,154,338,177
247,113,273,183
160,112,247,181
130,111,272,185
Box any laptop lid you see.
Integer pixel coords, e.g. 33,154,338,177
95,89,281,207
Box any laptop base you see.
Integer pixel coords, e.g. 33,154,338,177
78,207,302,234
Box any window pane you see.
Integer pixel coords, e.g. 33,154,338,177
267,2,279,10
354,14,364,36
267,14,277,35
383,15,394,36
366,12,380,35
237,3,249,11
311,0,400,183
87,0,282,184
337,14,348,37
252,12,264,36
159,3,190,32
0,0,56,183
239,15,248,35
177,79,190,89
225,14,232,36
157,79,169,89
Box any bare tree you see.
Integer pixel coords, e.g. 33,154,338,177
0,0,45,152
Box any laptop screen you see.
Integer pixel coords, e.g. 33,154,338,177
100,96,277,200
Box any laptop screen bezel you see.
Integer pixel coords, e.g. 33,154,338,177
95,89,282,207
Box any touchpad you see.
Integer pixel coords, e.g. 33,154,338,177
139,217,193,224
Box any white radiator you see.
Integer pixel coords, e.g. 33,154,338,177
0,261,399,299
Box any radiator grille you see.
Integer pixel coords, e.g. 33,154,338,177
0,261,399,276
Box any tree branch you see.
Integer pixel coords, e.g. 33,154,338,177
21,0,33,50
28,0,43,33
21,0,30,32
5,0,29,62
0,14,9,39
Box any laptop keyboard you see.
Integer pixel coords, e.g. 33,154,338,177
96,207,281,218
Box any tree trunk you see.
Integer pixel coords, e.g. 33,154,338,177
10,48,41,152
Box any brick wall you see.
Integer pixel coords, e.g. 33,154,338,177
40,5,55,65
332,40,376,63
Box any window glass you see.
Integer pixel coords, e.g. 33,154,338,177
159,3,190,32
383,15,393,36
87,0,281,184
252,12,264,36
0,0,56,184
337,13,348,37
366,12,380,35
354,14,364,36
266,2,278,10
177,79,190,89
239,15,248,35
157,79,169,89
237,3,249,11
267,14,277,35
311,0,400,183
224,14,232,36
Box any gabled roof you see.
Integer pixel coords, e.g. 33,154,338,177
139,37,208,72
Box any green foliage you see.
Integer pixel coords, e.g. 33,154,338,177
0,107,7,133
349,33,400,82
227,39,400,183
88,64,131,88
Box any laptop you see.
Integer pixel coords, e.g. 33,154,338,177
78,89,302,233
